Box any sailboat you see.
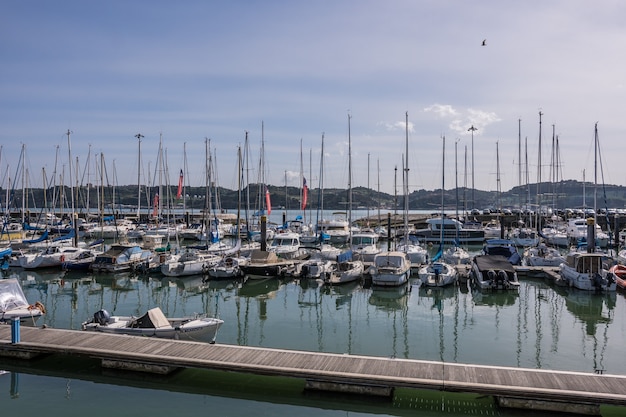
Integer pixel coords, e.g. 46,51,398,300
324,114,364,286
395,112,428,267
443,138,471,265
418,136,458,287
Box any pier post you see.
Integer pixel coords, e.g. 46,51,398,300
387,213,392,251
260,215,267,251
10,317,20,344
587,217,596,253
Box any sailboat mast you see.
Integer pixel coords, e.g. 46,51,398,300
320,133,324,220
135,133,143,219
518,119,522,210
66,129,77,246
348,113,352,232
440,136,445,246
496,141,501,212
536,111,543,228
455,139,459,221
404,112,409,235
244,131,250,236
377,158,381,228
594,122,598,223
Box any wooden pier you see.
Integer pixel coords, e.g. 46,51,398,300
1,326,625,414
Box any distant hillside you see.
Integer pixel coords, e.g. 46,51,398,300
5,179,626,212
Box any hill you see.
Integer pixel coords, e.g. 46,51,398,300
5,179,626,213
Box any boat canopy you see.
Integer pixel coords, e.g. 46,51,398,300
132,307,172,329
0,278,29,313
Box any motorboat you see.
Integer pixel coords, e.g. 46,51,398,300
521,243,565,267
317,212,350,245
418,261,458,287
411,217,484,244
90,244,156,273
566,218,609,248
239,249,294,279
206,255,247,279
396,235,428,266
559,252,616,292
267,232,309,260
470,255,520,291
81,307,224,342
18,243,92,270
160,248,221,277
0,277,46,324
442,245,471,265
508,226,539,247
324,250,364,285
369,251,411,287
482,219,503,240
179,223,205,240
350,231,382,263
482,239,521,265
299,257,335,280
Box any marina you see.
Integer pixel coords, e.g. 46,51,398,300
1,248,626,416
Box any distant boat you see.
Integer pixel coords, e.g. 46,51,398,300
160,248,221,277
90,243,155,273
411,217,485,244
239,249,294,279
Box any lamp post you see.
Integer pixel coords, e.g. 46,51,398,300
468,125,477,209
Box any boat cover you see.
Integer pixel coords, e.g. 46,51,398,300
473,255,516,273
134,307,172,329
250,250,278,264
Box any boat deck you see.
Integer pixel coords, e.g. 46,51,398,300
1,326,625,412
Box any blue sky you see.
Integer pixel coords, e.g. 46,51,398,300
2,1,625,197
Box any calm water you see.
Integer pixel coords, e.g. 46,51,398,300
2,239,626,415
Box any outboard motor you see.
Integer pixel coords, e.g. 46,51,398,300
94,309,111,325
496,270,508,286
487,270,496,282
593,273,604,290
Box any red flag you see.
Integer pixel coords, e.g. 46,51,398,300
301,177,308,210
265,186,272,215
176,169,183,199
152,193,159,217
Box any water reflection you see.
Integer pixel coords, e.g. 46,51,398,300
3,266,626,375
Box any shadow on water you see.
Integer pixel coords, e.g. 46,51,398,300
2,354,622,417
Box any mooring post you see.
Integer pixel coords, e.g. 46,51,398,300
260,215,267,251
11,317,20,344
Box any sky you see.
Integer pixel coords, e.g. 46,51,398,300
2,1,626,198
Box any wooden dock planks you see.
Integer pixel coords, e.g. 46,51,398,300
1,325,626,408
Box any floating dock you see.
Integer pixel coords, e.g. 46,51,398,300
1,326,625,415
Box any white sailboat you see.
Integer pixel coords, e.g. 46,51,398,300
419,135,458,287
325,114,363,285
443,138,471,266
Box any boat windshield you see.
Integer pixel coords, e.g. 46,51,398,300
0,278,29,313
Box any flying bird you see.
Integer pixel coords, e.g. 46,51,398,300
482,39,486,46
